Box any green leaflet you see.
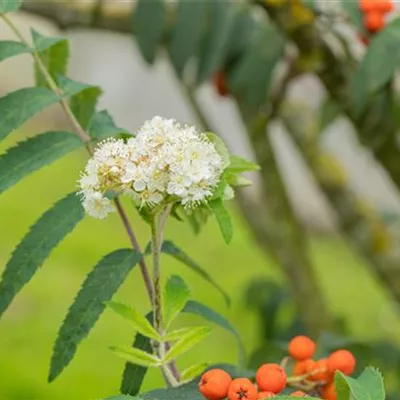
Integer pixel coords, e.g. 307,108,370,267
0,87,60,142
209,199,233,244
181,362,211,381
88,110,128,140
70,86,103,129
163,275,190,329
355,19,400,98
0,0,23,12
196,0,238,84
341,0,364,32
183,300,246,365
357,367,385,400
227,155,259,174
111,345,159,368
335,372,371,400
206,132,230,168
106,302,160,340
133,0,166,65
49,249,142,382
0,77,90,143
0,193,84,318
0,131,83,196
229,24,285,116
120,313,153,396
161,240,230,306
162,326,211,363
0,40,31,62
105,396,143,400
32,29,69,87
168,0,207,76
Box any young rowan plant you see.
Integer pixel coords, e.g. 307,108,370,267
0,0,394,399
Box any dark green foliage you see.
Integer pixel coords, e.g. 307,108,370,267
0,131,83,195
168,0,208,76
133,0,166,64
49,249,142,381
0,193,84,318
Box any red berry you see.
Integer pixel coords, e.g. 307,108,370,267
199,369,232,400
213,71,229,97
228,378,257,400
288,336,316,361
364,11,385,33
309,358,331,382
256,364,287,394
360,0,378,12
327,350,356,376
293,359,316,377
321,382,337,400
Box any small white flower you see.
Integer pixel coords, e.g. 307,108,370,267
82,191,115,219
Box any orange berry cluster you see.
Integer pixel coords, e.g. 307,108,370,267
198,335,356,400
289,336,356,400
360,0,394,35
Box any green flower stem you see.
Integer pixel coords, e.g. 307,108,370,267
151,205,178,386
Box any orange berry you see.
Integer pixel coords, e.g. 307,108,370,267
360,0,378,12
228,378,257,400
256,364,287,394
290,391,307,397
321,382,337,400
375,0,394,13
293,359,316,377
327,350,356,376
364,11,385,33
199,369,232,400
288,336,316,361
309,358,331,382
257,392,275,399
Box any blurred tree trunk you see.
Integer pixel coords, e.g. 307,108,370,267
282,102,400,303
237,113,334,336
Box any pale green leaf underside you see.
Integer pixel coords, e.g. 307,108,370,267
0,0,23,12
0,193,84,318
106,301,160,340
209,199,233,244
181,362,211,381
0,131,83,196
104,396,143,400
49,249,142,382
163,275,190,329
162,326,211,363
111,345,159,368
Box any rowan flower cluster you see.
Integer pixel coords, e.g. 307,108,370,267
78,116,225,218
199,335,356,399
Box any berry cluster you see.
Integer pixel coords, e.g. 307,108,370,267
198,335,356,399
360,0,394,37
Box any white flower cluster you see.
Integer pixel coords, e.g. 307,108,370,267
78,116,225,219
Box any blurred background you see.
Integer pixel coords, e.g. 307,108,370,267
2,0,400,399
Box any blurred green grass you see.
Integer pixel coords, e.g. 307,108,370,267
1,135,400,400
